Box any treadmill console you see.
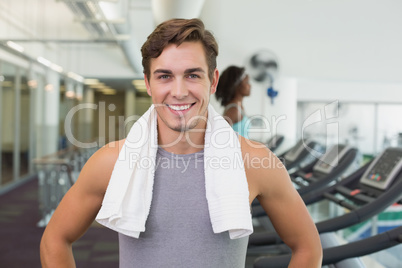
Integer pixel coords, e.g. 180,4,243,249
360,147,402,190
313,144,351,174
284,139,308,162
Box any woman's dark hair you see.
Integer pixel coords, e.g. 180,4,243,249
141,18,219,82
215,65,245,106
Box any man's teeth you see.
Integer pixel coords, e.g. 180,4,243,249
169,104,192,111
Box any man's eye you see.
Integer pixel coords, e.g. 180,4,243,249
188,74,199,79
159,75,170,79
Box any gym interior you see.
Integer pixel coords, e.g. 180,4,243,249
0,0,401,267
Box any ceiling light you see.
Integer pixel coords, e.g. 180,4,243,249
67,72,84,83
6,41,24,53
45,84,54,91
65,90,76,98
90,83,107,89
132,79,145,87
132,80,147,92
37,56,51,67
28,80,38,88
50,63,63,73
101,88,117,95
84,78,100,85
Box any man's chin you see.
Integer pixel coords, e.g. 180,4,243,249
170,121,199,133
170,126,188,132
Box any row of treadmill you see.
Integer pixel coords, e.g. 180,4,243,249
248,135,402,267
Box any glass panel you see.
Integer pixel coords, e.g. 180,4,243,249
376,104,402,152
337,103,376,156
59,78,69,150
94,90,125,145
297,102,376,155
61,79,82,149
297,102,326,142
1,62,17,185
20,73,30,177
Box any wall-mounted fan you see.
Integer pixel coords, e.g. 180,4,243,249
246,49,280,104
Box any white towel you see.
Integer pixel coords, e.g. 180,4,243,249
95,104,253,239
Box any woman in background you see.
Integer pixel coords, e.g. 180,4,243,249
216,65,251,138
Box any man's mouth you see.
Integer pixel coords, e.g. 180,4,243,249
167,103,195,111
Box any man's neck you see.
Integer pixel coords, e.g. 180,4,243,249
157,119,206,155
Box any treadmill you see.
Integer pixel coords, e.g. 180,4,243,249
290,144,358,196
249,147,402,267
278,138,322,171
254,225,402,267
252,144,359,218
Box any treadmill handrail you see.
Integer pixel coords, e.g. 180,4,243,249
253,226,402,268
316,177,402,233
302,160,373,205
249,161,370,246
296,148,357,196
249,159,401,247
249,177,402,247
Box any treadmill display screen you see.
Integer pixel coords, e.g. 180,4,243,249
321,145,345,166
313,144,348,174
360,148,402,190
284,140,305,162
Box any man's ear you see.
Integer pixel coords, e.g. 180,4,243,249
144,74,151,96
210,68,219,95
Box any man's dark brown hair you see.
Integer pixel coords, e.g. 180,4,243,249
141,18,219,82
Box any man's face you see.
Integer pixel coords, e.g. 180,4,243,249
145,41,219,133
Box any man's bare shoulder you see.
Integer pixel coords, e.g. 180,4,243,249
75,139,126,193
101,138,126,154
88,139,125,166
239,136,288,197
239,136,274,162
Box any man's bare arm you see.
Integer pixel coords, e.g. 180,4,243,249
242,138,322,267
40,140,123,267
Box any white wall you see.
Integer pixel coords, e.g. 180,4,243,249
201,0,402,83
297,79,402,103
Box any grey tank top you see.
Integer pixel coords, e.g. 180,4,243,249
119,147,249,268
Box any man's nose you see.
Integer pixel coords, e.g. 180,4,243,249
170,79,189,99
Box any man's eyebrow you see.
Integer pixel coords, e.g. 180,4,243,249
153,68,205,75
153,69,173,75
184,68,205,74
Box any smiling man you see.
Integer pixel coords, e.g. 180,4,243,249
40,18,322,268
145,41,216,144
